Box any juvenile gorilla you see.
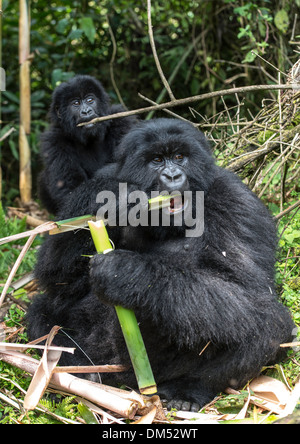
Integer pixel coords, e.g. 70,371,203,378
27,119,294,410
38,75,136,214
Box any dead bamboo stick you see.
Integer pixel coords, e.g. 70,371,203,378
19,124,32,202
19,0,32,202
0,351,139,419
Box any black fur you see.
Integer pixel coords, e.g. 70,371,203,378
38,75,137,214
27,118,295,410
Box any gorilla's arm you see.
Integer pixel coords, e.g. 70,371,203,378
39,131,90,213
89,246,284,350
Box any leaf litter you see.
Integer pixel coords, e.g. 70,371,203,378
0,221,299,424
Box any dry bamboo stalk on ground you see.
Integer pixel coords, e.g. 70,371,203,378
0,351,139,418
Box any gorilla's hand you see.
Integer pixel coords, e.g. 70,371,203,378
89,250,139,307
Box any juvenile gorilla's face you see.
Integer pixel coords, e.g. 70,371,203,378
51,75,111,143
68,93,104,141
70,93,100,127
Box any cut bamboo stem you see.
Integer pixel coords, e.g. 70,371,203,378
88,219,157,395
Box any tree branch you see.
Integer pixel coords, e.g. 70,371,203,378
274,199,300,220
78,84,297,127
107,15,126,108
147,0,176,101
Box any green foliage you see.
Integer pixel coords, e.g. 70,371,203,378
0,203,41,286
276,198,300,325
274,9,290,34
1,0,299,201
0,0,299,424
234,2,273,63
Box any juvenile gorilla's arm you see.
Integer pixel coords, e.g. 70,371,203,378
39,140,89,214
57,164,119,219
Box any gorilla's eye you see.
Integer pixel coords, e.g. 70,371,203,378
72,99,81,107
175,154,184,161
153,156,164,164
86,96,95,104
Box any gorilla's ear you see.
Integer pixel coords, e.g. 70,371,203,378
56,106,61,119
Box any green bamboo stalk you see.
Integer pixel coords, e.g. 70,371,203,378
88,219,157,395
148,193,180,211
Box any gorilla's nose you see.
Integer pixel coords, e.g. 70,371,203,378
159,167,188,192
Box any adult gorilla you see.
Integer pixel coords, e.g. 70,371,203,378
27,118,294,411
38,75,137,214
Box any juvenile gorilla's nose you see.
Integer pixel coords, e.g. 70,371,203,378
80,106,93,116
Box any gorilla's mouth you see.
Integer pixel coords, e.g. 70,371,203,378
168,195,188,214
78,117,98,128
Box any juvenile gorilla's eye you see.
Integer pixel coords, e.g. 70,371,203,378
86,97,95,104
72,99,80,107
175,154,184,161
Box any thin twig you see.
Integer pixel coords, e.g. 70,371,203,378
138,93,193,124
278,72,284,211
78,84,297,126
0,233,37,310
107,15,126,108
0,127,16,142
146,33,202,120
275,199,300,220
147,0,175,101
290,14,298,42
251,51,287,78
258,142,298,198
253,134,298,193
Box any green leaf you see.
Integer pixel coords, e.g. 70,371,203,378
79,17,96,44
242,50,256,64
274,9,289,34
68,28,83,40
56,18,70,35
77,403,98,424
31,90,46,103
2,90,19,104
284,230,300,244
51,68,63,88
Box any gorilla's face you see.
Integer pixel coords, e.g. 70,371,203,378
117,118,215,198
112,119,216,233
51,75,111,144
70,93,100,127
67,93,104,141
147,150,190,216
